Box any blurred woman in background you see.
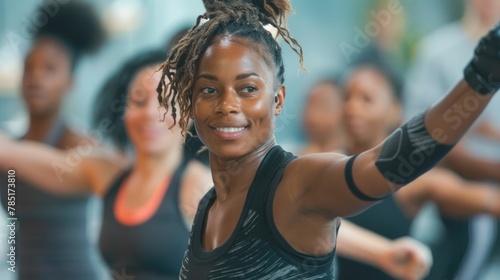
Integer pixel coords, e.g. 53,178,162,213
300,79,345,155
0,2,106,279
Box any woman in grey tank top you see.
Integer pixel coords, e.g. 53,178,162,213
0,2,105,279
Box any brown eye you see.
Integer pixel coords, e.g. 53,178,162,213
201,87,217,94
240,86,257,93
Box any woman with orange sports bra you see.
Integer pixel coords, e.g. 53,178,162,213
0,49,212,279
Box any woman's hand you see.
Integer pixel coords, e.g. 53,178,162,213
464,23,500,95
377,237,433,280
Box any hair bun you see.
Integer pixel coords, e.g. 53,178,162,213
35,1,106,54
202,0,291,24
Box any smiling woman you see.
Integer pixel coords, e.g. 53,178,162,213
193,39,280,158
157,0,500,279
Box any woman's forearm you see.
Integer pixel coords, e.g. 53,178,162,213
337,220,391,267
424,80,493,145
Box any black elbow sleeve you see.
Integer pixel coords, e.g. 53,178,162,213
375,112,455,185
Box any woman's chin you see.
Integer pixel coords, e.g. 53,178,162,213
208,144,250,161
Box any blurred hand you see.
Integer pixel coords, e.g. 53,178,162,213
377,237,433,280
464,22,500,95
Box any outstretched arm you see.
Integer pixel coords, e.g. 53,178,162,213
337,220,432,280
283,23,500,218
0,134,121,196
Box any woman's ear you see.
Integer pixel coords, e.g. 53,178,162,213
189,96,195,119
274,85,286,116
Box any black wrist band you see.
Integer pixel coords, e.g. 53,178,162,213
464,63,497,95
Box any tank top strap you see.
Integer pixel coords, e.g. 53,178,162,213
104,168,133,201
246,145,298,216
262,146,336,269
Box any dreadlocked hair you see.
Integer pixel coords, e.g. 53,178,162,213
157,0,304,137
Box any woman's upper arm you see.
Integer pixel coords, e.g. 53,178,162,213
0,136,127,196
285,148,392,218
0,138,95,195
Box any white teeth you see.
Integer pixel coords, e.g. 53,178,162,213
215,127,245,133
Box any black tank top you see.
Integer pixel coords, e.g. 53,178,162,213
0,120,98,280
180,145,336,280
337,196,412,280
99,158,190,280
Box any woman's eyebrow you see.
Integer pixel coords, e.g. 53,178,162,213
236,72,259,80
197,73,218,81
197,72,260,81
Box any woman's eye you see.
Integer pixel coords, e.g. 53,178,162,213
241,86,257,93
45,64,56,74
201,87,216,94
127,98,147,107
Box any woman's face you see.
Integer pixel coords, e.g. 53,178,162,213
342,68,399,147
192,37,283,160
470,0,500,27
303,82,343,143
22,37,73,117
125,65,182,155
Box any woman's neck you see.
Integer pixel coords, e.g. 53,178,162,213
314,129,345,153
25,111,61,141
210,138,276,202
345,135,385,156
132,145,183,180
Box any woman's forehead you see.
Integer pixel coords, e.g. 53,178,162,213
197,39,274,79
128,66,162,95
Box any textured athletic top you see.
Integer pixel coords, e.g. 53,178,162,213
99,158,190,280
180,145,336,280
0,120,99,280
